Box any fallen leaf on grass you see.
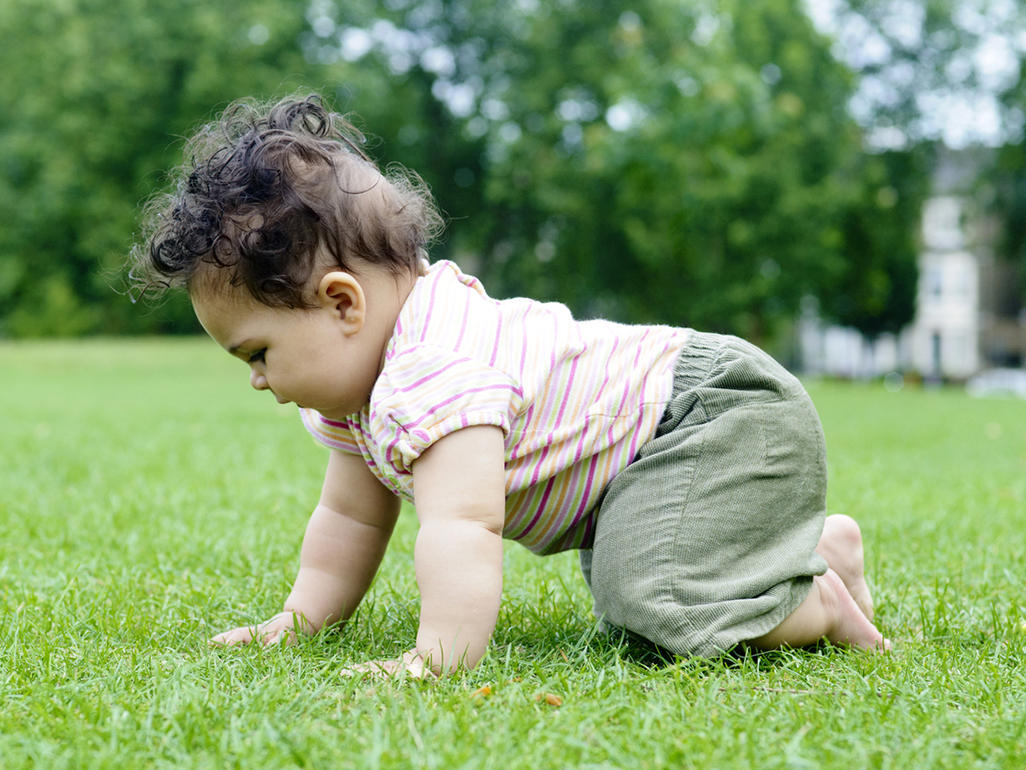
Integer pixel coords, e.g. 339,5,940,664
470,685,494,699
535,693,563,707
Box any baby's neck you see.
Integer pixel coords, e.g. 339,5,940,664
365,264,423,373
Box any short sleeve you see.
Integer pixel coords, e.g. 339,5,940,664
300,408,362,455
370,345,522,473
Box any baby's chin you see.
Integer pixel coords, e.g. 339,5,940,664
307,403,363,420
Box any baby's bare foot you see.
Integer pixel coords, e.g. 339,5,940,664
819,570,890,651
817,514,875,621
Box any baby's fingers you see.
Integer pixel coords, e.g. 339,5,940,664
210,613,309,648
340,651,436,680
340,658,401,678
210,625,259,647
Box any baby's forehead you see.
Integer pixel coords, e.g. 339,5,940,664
188,262,265,311
188,260,238,299
189,257,327,310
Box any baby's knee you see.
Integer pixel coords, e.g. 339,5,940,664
587,556,667,637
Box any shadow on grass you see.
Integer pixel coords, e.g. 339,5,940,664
493,611,845,679
593,626,837,672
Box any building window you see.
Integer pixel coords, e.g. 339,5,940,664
931,332,942,376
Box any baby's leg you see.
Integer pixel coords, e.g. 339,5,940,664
749,569,890,651
752,514,888,651
816,514,874,620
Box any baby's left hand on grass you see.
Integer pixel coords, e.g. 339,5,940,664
341,649,437,680
209,610,313,648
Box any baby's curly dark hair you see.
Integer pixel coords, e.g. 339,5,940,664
131,94,442,307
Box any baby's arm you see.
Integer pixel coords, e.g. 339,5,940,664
336,425,507,677
211,449,399,645
408,425,506,674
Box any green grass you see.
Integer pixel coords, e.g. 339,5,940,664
2,337,1025,769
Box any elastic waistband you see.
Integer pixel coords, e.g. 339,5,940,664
670,330,734,394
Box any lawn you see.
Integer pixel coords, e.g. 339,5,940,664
2,338,1025,769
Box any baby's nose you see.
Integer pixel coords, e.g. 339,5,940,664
250,368,269,391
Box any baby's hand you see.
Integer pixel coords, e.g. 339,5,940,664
210,610,314,647
341,649,436,680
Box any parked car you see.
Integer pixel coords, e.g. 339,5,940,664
966,368,1026,398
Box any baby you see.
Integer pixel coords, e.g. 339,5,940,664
134,94,887,677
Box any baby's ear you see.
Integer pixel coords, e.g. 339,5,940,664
316,271,366,335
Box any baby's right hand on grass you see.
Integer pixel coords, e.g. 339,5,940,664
210,610,314,647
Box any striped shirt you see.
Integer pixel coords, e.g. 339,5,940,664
301,260,690,554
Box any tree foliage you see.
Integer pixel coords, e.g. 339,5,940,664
0,0,319,335
992,29,1026,300
822,0,1026,316
824,147,932,338
0,0,931,343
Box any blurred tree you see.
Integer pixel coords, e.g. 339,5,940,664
989,2,1026,302
825,0,1024,149
820,0,1026,317
328,0,923,342
0,0,323,335
993,86,1026,301
823,146,932,338
0,0,931,344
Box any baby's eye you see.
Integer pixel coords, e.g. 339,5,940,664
248,348,266,364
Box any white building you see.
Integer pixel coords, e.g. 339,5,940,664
800,152,1025,380
903,195,981,379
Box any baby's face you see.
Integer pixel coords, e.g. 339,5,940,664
191,279,383,420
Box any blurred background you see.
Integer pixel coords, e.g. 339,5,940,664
1,0,1025,382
